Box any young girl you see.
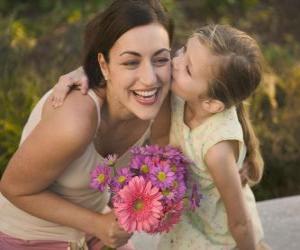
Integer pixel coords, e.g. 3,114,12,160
157,24,267,250
51,24,268,249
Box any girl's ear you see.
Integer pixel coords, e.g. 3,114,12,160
97,53,110,81
203,99,225,114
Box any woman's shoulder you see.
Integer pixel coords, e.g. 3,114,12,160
42,90,99,141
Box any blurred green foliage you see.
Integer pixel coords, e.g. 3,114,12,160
0,0,299,200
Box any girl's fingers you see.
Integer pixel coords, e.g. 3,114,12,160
80,76,89,94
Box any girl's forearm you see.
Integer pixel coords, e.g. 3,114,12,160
230,219,257,250
3,190,101,236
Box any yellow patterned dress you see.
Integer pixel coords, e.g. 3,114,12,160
157,94,264,250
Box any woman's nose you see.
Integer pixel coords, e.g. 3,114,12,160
139,62,157,85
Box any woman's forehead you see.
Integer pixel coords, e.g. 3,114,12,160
111,23,170,54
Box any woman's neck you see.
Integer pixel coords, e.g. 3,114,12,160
102,101,138,127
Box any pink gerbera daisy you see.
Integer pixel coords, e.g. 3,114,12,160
114,176,163,233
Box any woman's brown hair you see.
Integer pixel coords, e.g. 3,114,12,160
196,24,264,186
83,0,174,89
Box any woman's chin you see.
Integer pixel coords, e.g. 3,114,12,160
134,109,159,121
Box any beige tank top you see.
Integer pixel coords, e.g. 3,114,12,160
0,89,152,242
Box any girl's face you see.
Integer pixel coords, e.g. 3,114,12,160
171,36,219,103
99,23,171,121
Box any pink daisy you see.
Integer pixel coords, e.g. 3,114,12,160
114,176,163,233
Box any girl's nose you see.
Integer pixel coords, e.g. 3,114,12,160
172,47,184,70
172,54,181,70
174,47,184,57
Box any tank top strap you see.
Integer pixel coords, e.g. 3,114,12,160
87,89,101,130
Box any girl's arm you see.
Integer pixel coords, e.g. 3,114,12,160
205,140,257,250
1,91,130,248
51,66,89,108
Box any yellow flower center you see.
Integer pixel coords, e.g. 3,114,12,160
141,164,149,174
172,181,178,188
157,171,166,182
171,165,177,172
162,189,170,196
134,199,144,211
97,174,105,183
118,176,126,183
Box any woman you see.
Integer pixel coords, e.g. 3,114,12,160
0,0,173,249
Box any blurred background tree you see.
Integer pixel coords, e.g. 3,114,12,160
0,0,299,200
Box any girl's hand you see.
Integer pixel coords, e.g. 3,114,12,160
51,66,89,108
95,211,132,248
239,161,250,186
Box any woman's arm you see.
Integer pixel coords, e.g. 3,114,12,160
1,92,130,247
205,141,257,250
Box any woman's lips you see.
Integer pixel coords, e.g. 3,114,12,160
132,88,160,105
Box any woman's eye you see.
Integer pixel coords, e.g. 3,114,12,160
153,57,170,66
122,61,139,67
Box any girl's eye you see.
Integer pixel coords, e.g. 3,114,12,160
186,66,191,76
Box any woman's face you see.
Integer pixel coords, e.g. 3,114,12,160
171,36,218,103
100,23,171,120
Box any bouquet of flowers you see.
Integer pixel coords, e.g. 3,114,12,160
90,145,201,246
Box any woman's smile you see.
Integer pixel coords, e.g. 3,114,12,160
131,87,161,105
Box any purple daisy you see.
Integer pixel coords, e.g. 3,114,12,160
189,183,202,211
111,167,133,193
131,145,164,157
150,161,176,189
90,165,112,192
130,156,154,180
161,187,176,204
103,154,118,166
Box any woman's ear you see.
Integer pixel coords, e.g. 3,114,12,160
203,99,225,114
97,53,110,81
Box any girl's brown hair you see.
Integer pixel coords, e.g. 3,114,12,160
196,24,264,185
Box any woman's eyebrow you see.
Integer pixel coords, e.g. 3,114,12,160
119,51,141,57
119,48,170,57
153,48,171,56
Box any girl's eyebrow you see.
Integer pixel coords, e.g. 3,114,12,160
119,48,170,57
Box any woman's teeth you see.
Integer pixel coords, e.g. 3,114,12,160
132,88,160,105
133,89,158,98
